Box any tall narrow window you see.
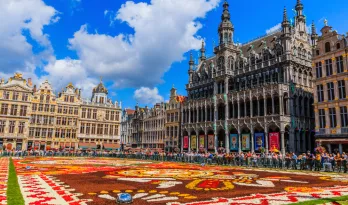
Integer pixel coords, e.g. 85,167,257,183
4,91,10,100
18,122,25,134
338,80,346,99
329,108,337,128
92,109,97,119
13,92,19,100
10,105,18,116
0,104,8,115
20,105,27,116
336,56,344,74
9,121,15,133
317,85,324,102
82,108,86,118
0,121,5,133
340,106,348,127
327,82,335,101
319,109,326,128
22,93,28,101
315,62,322,78
326,59,333,76
325,42,331,53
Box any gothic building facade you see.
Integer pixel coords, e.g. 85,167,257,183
182,0,315,154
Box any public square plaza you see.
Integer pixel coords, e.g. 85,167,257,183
2,157,348,205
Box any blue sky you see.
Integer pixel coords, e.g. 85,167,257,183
1,0,348,109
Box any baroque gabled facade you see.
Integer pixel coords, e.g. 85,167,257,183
182,0,315,154
0,73,32,150
120,108,135,149
312,20,348,153
78,79,122,150
165,86,185,152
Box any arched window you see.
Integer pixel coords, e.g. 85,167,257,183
325,42,331,52
316,49,320,56
336,43,341,50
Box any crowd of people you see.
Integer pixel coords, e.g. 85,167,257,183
1,148,347,173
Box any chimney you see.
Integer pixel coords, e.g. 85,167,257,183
28,78,32,87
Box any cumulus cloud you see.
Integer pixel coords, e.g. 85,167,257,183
133,87,164,105
0,0,58,74
68,0,221,88
266,23,281,34
42,58,98,97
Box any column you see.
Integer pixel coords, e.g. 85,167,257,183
196,130,199,151
205,104,208,122
251,130,254,152
265,131,269,154
196,107,199,123
250,98,253,117
257,98,260,116
181,108,184,124
238,131,241,153
289,129,295,153
181,131,184,152
334,80,339,100
237,100,240,118
281,131,285,155
272,96,275,114
296,131,300,153
323,84,328,102
188,107,191,124
264,96,267,116
232,101,235,118
325,108,330,129
336,106,341,128
339,144,343,154
280,96,284,115
307,131,312,153
188,133,191,151
225,129,229,153
328,143,332,153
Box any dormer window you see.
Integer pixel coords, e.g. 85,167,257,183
336,43,341,50
100,97,104,104
325,42,331,53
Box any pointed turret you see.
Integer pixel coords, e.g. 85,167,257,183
281,7,291,36
295,0,306,34
200,41,206,61
218,0,234,45
188,52,194,83
311,21,318,47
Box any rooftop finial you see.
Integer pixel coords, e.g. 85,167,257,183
311,20,316,34
283,7,288,22
324,19,328,26
100,76,103,82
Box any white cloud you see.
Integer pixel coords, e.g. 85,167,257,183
0,0,58,73
42,58,98,97
266,23,281,34
133,87,164,105
68,0,221,88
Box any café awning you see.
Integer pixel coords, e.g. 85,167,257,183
103,143,120,150
79,142,97,149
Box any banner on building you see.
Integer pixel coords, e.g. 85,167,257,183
229,134,238,151
199,135,205,148
183,136,189,149
208,135,214,149
191,135,197,149
241,134,250,151
254,133,265,151
269,132,280,152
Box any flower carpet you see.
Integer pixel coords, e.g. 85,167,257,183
7,157,348,205
0,158,9,205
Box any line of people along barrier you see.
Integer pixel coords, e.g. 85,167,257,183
1,149,347,173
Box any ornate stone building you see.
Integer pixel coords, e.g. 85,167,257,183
55,83,81,150
121,108,135,150
78,79,122,150
29,80,57,150
142,103,166,150
0,73,32,150
182,0,314,154
129,102,166,151
312,20,348,153
165,86,185,152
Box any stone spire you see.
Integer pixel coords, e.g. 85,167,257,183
218,0,234,45
282,7,291,36
200,41,206,61
295,0,304,16
311,21,318,47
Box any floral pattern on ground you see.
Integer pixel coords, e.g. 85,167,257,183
9,157,348,205
0,158,9,205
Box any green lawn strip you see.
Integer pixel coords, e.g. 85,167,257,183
7,158,24,205
291,195,348,205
